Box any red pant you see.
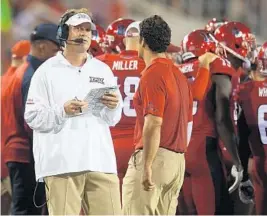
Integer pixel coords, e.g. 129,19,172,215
177,136,232,215
251,157,267,215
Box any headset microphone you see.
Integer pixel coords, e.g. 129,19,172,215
57,37,85,44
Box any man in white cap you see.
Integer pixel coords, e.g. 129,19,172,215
24,8,123,215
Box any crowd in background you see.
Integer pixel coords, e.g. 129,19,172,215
145,0,264,38
1,0,127,73
2,0,266,73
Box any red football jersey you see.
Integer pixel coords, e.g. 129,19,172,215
180,57,235,138
238,79,267,157
97,50,146,138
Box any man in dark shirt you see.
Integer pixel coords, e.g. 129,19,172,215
1,23,60,215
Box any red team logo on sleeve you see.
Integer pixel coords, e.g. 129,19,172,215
26,98,34,105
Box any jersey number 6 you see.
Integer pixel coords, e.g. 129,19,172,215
258,104,267,144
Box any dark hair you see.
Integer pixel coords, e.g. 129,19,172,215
139,15,171,53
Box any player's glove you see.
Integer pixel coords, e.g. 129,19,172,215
239,179,255,204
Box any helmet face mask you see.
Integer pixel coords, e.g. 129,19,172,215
105,34,115,48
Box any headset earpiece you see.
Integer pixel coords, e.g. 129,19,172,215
57,11,76,46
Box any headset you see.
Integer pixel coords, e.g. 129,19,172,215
57,11,75,46
57,11,94,46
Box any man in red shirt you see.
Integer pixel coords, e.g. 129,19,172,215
97,20,146,186
98,20,212,193
177,28,245,215
1,40,30,215
121,15,192,215
1,40,30,81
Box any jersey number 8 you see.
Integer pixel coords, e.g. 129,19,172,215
115,76,140,117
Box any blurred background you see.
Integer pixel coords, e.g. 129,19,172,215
1,0,266,74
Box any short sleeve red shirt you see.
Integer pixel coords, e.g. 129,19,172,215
133,58,192,153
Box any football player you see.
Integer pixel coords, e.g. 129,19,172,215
205,17,235,181
212,22,260,214
97,20,146,188
177,28,243,215
237,42,267,214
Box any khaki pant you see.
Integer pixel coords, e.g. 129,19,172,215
44,171,121,215
122,148,185,215
1,176,12,196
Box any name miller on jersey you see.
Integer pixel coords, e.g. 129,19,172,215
112,60,138,71
259,87,267,97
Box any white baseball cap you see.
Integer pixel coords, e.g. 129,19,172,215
125,21,141,37
65,13,96,30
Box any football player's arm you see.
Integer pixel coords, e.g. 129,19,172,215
141,72,165,168
237,109,251,182
191,67,209,101
192,52,220,101
212,74,242,168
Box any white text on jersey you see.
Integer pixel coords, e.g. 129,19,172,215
259,87,267,97
112,60,138,71
180,63,194,73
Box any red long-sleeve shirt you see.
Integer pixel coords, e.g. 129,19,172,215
1,56,43,173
